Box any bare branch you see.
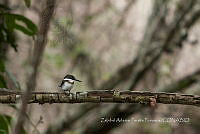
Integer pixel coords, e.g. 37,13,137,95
0,89,200,107
12,0,56,134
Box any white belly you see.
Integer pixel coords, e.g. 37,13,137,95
61,82,73,91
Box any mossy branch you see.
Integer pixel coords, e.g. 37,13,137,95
0,89,200,107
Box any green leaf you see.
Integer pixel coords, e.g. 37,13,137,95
0,114,27,134
13,14,37,35
5,69,21,90
4,14,15,32
0,114,11,134
10,43,18,52
15,24,34,36
1,13,38,36
0,59,5,72
24,0,31,8
0,12,37,51
0,74,7,88
0,27,6,42
2,27,18,51
21,128,28,134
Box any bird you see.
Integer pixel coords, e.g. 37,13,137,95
59,74,82,93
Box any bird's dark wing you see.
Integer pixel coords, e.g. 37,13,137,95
59,80,64,87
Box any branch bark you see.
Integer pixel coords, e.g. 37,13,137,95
0,89,200,107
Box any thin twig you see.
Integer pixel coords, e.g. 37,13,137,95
12,0,56,134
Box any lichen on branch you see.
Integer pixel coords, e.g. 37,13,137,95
0,89,200,107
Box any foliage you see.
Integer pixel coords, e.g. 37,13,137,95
0,3,35,134
0,114,11,134
24,0,31,8
0,5,37,51
0,114,27,134
0,3,37,89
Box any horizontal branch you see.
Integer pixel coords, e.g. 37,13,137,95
0,90,200,107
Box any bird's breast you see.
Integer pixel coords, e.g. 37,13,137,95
62,82,73,90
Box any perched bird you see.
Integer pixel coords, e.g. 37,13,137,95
59,74,82,93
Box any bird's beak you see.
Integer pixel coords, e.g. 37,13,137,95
75,79,82,82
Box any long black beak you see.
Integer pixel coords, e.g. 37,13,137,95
75,79,82,82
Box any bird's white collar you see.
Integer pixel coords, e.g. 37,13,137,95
64,78,74,83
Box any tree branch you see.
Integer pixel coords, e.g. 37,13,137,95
0,89,200,107
13,1,56,134
44,68,200,134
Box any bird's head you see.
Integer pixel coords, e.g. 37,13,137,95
64,74,82,82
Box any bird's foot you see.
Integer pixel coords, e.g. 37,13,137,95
64,91,74,98
64,91,70,95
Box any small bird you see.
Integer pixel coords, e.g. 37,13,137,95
59,74,82,93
